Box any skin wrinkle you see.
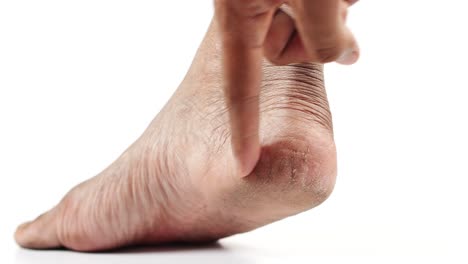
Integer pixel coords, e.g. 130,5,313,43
132,141,179,242
98,176,122,245
107,158,134,240
140,120,209,240
194,61,332,157
179,91,232,156
172,98,230,170
151,143,175,214
129,154,153,242
59,190,99,250
16,18,339,251
265,64,330,126
265,87,332,131
192,60,335,222
178,97,215,151
193,22,332,149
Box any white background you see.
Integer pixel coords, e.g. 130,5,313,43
1,0,467,263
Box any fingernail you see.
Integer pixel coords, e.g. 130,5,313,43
348,0,359,6
336,48,359,65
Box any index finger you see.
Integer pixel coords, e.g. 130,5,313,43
215,0,280,177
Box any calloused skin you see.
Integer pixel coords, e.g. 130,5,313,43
216,0,358,176
15,20,337,251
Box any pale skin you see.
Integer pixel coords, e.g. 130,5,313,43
15,1,358,251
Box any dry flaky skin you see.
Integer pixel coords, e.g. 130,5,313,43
15,21,337,252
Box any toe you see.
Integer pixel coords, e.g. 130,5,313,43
15,208,62,249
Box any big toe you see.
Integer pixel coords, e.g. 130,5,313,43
15,208,61,249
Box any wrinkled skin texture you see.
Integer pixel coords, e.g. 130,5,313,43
215,0,357,176
15,21,337,252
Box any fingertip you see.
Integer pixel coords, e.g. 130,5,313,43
336,48,359,65
336,27,360,65
238,147,261,178
233,137,261,177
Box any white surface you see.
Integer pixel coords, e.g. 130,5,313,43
1,0,468,263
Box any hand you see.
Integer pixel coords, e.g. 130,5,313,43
215,0,358,176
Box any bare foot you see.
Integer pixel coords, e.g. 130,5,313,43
15,21,337,252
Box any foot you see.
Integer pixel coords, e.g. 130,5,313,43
15,21,337,252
